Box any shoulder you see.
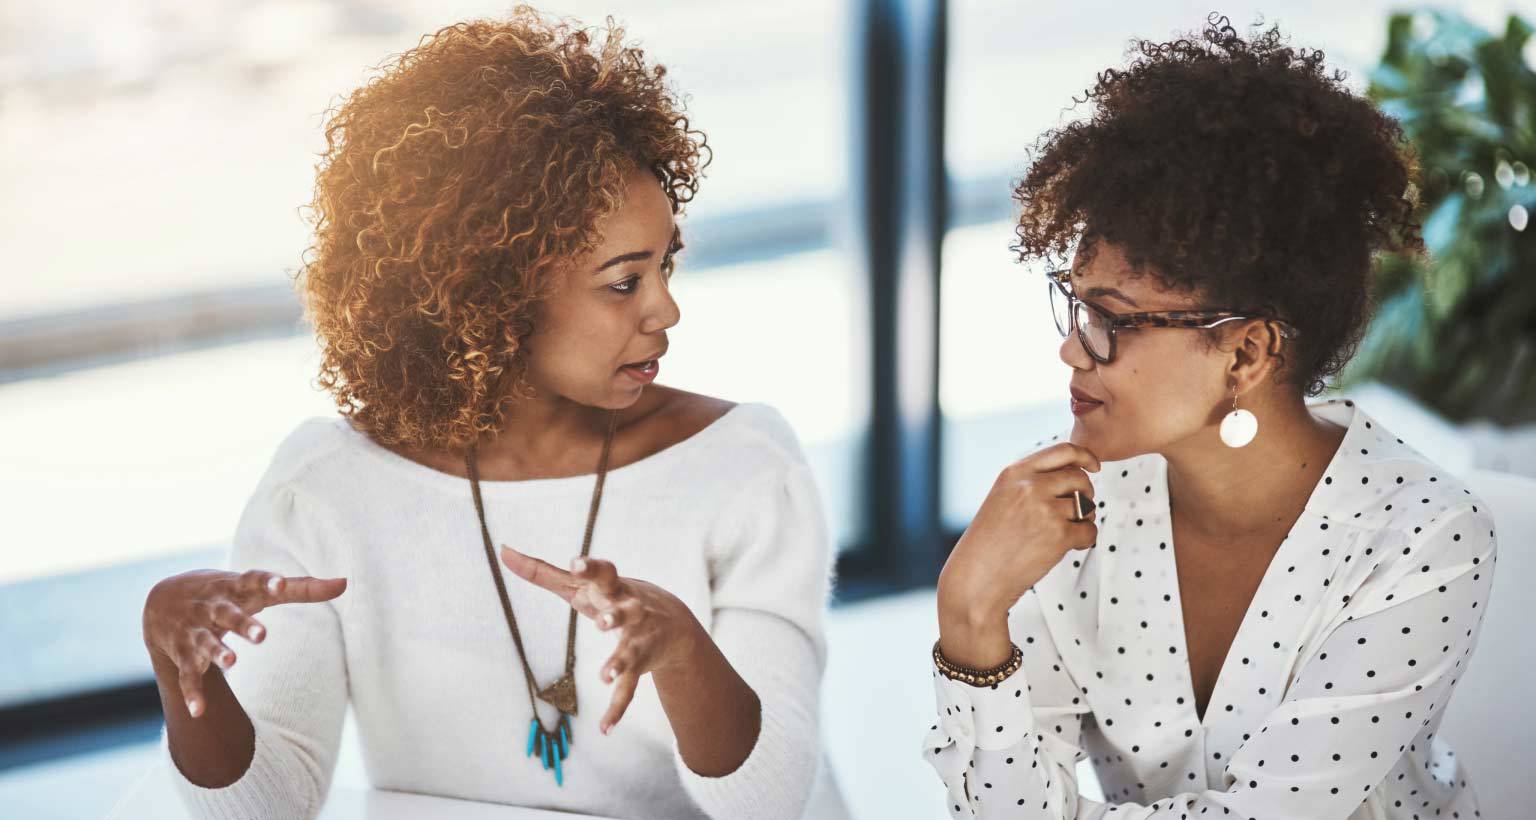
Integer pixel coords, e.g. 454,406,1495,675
242,416,391,533
630,385,738,446
230,417,359,565
642,384,806,468
1328,420,1498,601
254,415,357,494
1370,470,1498,571
1343,409,1495,545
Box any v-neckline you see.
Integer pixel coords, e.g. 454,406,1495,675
1164,495,1292,727
1154,406,1356,731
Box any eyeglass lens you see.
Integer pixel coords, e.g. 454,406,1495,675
1049,277,1112,361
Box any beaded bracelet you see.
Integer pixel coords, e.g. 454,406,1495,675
932,640,1023,686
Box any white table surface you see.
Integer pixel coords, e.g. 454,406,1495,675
107,759,616,820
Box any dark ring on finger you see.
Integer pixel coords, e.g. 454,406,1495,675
1069,490,1093,522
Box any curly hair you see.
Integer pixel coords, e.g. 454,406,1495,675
1012,13,1423,397
295,6,708,451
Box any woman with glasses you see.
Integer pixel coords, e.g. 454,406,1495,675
924,15,1496,820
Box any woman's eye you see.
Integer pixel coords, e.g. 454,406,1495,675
609,276,640,295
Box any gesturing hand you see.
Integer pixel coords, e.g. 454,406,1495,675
499,545,705,735
142,569,348,717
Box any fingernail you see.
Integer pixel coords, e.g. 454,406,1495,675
571,557,588,573
600,722,610,735
187,698,200,717
266,577,281,594
248,625,264,641
601,612,614,628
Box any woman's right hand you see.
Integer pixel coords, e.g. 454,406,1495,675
142,570,348,717
936,442,1100,667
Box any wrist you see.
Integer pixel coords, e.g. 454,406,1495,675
935,570,1007,632
659,608,710,673
935,601,1012,671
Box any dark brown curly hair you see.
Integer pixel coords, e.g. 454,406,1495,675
296,5,708,451
1013,14,1424,397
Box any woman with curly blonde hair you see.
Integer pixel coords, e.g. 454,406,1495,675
138,7,836,820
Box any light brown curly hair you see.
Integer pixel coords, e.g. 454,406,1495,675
295,6,708,451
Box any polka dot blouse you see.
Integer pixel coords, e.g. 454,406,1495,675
923,398,1499,819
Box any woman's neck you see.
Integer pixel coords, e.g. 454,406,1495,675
470,392,620,481
1163,396,1348,543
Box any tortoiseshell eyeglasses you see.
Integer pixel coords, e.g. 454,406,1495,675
1047,268,1300,365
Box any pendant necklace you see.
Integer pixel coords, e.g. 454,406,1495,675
465,408,618,786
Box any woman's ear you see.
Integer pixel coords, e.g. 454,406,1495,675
1226,318,1285,389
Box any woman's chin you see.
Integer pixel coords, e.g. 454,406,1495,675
597,380,655,411
1069,421,1090,449
1070,424,1121,462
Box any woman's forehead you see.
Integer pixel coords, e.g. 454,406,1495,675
1069,249,1200,311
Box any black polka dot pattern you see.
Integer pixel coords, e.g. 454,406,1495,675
922,398,1498,819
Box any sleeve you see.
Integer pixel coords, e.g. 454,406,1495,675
923,581,1094,818
158,480,352,820
922,501,1497,820
671,459,836,820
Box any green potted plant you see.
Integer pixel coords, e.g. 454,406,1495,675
1344,10,1535,426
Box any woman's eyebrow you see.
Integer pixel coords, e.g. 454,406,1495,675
595,250,653,273
1081,285,1140,308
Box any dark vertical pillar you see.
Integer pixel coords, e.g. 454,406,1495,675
849,0,947,591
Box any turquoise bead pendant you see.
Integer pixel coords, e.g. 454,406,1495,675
525,713,574,786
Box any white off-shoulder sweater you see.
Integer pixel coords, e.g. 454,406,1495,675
159,402,836,820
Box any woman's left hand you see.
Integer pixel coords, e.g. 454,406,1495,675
498,544,705,735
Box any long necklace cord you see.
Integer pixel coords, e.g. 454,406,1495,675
465,409,618,786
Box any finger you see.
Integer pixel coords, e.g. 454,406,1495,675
192,627,237,672
599,599,644,632
209,601,267,643
500,545,577,600
1026,441,1101,474
1065,518,1099,550
1057,492,1096,522
600,671,640,735
601,643,640,685
572,557,623,598
578,580,620,613
567,585,605,621
176,654,208,718
272,576,348,606
236,570,284,608
1033,467,1095,503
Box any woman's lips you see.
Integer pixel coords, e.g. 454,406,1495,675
619,359,659,384
1070,396,1103,416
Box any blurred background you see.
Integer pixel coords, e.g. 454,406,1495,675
1,1,1532,818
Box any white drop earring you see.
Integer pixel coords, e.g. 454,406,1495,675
1220,383,1257,448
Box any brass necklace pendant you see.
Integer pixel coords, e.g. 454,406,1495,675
537,673,578,715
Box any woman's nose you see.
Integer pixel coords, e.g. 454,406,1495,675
1059,327,1092,370
642,277,681,333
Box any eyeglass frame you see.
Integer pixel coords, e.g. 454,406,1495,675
1047,267,1301,365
